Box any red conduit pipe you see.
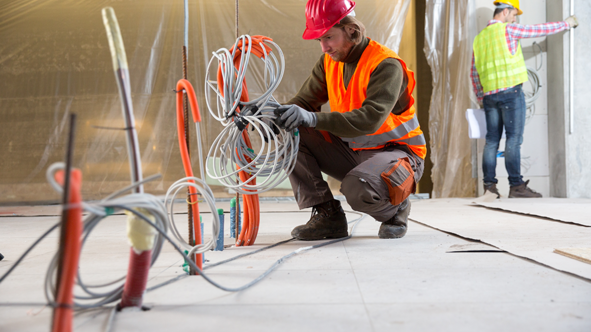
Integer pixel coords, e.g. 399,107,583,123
175,78,203,271
51,169,83,332
119,249,152,307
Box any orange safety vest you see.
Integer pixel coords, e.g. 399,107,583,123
324,39,426,159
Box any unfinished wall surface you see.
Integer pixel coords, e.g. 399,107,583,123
547,0,591,198
0,0,412,203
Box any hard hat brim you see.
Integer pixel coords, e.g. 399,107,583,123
302,26,331,40
302,4,356,40
493,1,523,15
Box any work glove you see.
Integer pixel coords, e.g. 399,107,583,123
565,15,579,29
252,117,279,142
273,104,317,131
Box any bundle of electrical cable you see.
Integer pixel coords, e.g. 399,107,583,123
0,162,368,306
204,34,300,195
524,66,541,122
163,176,220,257
41,162,168,309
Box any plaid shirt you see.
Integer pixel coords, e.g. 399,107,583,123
471,20,570,102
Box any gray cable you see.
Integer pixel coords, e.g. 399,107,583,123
122,207,366,292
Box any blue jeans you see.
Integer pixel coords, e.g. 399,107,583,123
482,85,525,187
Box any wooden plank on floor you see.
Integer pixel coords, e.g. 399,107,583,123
554,248,591,265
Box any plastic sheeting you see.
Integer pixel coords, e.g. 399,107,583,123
424,0,476,198
0,0,410,203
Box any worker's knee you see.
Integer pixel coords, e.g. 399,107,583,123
340,174,385,212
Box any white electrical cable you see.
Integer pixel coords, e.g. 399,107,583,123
523,42,543,123
204,35,299,194
524,66,541,122
164,176,220,256
44,163,168,309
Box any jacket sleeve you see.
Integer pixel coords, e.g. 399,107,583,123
286,55,328,113
315,58,406,138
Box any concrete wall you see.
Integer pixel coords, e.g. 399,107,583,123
547,0,591,198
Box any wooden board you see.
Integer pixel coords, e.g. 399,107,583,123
554,248,591,265
447,243,505,253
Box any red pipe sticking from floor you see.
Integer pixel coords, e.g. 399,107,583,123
51,169,83,332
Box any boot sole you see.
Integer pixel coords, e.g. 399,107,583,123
294,231,349,241
378,233,406,239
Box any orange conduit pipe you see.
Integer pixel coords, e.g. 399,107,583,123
51,169,83,332
175,78,203,270
215,36,273,247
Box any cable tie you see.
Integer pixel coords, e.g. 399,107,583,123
186,198,198,205
105,207,115,215
233,114,248,131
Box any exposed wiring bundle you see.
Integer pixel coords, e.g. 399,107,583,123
203,35,299,247
45,164,168,309
205,35,299,195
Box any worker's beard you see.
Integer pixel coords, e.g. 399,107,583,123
327,41,355,63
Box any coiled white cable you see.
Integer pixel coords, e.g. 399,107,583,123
524,66,541,123
164,176,220,256
204,35,299,194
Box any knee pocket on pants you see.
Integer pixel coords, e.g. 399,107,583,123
341,175,383,211
380,157,416,206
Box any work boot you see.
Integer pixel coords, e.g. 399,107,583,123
291,200,348,240
378,198,411,239
509,180,542,198
483,183,501,198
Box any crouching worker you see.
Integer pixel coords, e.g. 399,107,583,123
273,0,426,240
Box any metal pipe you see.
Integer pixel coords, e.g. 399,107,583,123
184,0,189,58
441,0,451,118
102,7,144,193
569,0,574,134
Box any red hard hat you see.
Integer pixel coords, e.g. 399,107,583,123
302,0,356,40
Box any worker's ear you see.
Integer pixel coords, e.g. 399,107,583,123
345,26,355,39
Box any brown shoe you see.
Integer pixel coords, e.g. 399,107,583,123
509,180,542,198
378,199,411,239
291,200,348,240
484,183,500,198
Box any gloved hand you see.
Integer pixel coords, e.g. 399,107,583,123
565,15,579,29
273,105,317,131
252,117,280,142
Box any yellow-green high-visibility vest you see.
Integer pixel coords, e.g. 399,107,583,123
473,23,528,93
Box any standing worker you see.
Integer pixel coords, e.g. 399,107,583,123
273,0,426,240
471,0,578,198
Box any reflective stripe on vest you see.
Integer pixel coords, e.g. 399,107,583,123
324,39,426,159
473,23,528,93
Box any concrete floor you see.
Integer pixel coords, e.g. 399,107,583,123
1,199,590,332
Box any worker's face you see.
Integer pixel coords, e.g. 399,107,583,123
504,8,518,23
317,27,355,62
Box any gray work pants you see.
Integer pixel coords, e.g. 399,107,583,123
288,127,424,222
